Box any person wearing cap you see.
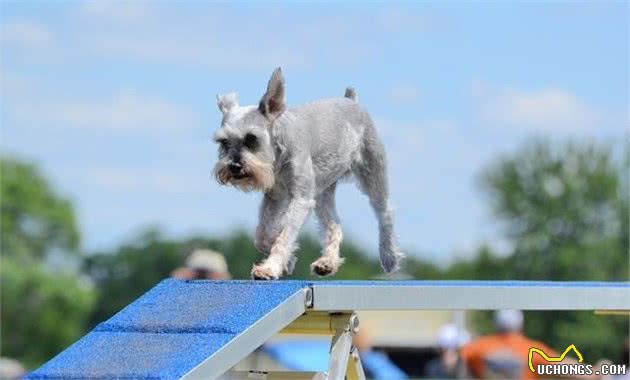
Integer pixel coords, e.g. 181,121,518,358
171,249,231,280
459,310,557,379
459,310,600,379
0,357,25,379
424,324,470,379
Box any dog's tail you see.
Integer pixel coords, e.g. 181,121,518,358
344,87,358,102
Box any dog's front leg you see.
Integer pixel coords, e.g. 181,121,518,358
255,193,287,256
251,196,314,280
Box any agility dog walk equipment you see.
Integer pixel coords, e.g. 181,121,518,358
29,280,630,380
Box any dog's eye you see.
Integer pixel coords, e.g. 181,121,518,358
243,133,258,150
216,138,228,148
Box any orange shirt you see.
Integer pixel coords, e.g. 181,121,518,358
460,332,558,379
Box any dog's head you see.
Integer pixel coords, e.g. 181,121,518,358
213,68,286,192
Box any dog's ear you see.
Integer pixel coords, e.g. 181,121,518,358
217,93,239,115
259,67,285,121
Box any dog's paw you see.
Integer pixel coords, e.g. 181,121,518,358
380,248,404,273
310,257,343,277
251,264,280,280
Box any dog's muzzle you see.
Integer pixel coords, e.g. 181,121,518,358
214,158,275,192
229,162,244,176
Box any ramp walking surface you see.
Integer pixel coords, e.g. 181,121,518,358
27,279,310,379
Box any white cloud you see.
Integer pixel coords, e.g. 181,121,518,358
376,117,481,172
0,5,443,72
64,4,431,70
474,84,601,132
0,22,52,47
8,88,198,133
76,167,204,194
85,32,306,70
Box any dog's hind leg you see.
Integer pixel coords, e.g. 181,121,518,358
311,184,345,276
353,127,404,273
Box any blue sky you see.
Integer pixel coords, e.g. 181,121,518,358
1,2,627,263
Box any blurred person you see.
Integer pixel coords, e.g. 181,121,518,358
460,310,598,379
171,249,231,280
424,324,470,379
0,357,25,380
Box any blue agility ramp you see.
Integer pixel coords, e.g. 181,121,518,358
29,280,630,380
28,280,311,379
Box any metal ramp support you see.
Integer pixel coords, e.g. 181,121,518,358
28,280,630,380
326,314,365,380
227,312,365,380
281,312,364,380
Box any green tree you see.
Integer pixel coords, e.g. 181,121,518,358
477,140,629,360
443,245,514,280
0,156,95,368
1,157,80,261
1,258,94,368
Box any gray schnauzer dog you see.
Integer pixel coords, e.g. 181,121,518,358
214,68,403,280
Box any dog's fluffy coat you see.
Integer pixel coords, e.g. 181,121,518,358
214,68,403,279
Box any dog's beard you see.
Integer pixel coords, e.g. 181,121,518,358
214,158,275,192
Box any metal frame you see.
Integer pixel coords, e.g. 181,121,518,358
310,282,630,311
280,311,365,380
182,282,629,379
326,313,363,380
346,346,366,380
223,311,366,380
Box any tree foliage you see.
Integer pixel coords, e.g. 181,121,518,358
1,157,80,261
477,140,629,360
1,258,95,368
481,140,627,281
0,156,94,368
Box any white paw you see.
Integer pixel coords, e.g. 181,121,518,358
251,264,281,280
310,256,344,277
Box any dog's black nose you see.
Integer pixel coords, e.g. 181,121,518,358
229,162,243,174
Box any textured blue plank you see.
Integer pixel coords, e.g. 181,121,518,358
27,331,234,380
29,279,310,380
96,280,310,335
